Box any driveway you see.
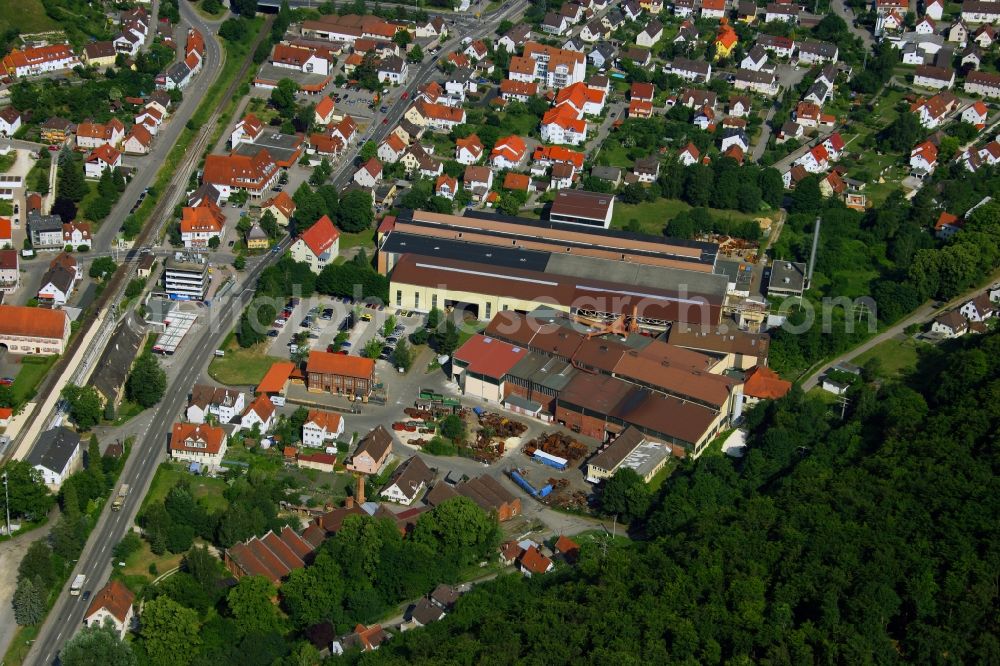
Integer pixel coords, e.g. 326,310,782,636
831,0,875,48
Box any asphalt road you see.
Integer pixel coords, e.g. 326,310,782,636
800,272,1000,391
831,0,875,49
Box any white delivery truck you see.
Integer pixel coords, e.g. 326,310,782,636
70,574,86,596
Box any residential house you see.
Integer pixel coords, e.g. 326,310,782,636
931,309,968,337
765,3,800,22
0,44,79,78
934,211,964,238
354,157,383,188
239,394,276,433
962,100,989,127
245,223,269,250
37,252,80,306
540,105,587,145
758,34,796,58
435,174,458,199
794,101,822,127
734,68,780,95
40,117,75,144
519,546,554,576
497,24,532,52
416,16,447,38
916,16,937,34
974,25,996,48
170,422,228,467
401,143,443,178
714,19,739,59
926,0,944,19
380,455,434,504
737,0,758,22
314,96,336,125
84,144,122,179
302,410,344,447
961,44,983,69
377,55,408,84
949,20,969,46
795,143,831,173
0,249,18,293
76,118,125,149
963,2,1000,24
180,201,225,249
123,125,153,154
741,45,768,71
633,156,660,183
262,191,296,227
378,133,408,163
913,64,955,89
62,222,92,250
959,293,994,321
405,100,466,131
580,19,607,42
455,134,484,164
27,427,82,489
673,0,697,17
541,12,571,35
702,0,727,20
637,20,664,47
186,384,245,425
202,149,279,199
720,128,750,154
463,165,494,201
965,71,1000,98
84,580,134,639
678,142,701,165
490,135,528,169
666,57,712,82
331,624,389,655
346,425,394,474
910,140,939,174
82,41,118,68
500,79,539,102
0,107,22,136
290,214,340,273
797,40,839,64
28,211,64,249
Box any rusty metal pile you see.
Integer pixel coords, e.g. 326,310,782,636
523,432,589,462
478,412,528,439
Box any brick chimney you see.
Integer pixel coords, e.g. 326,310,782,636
356,474,366,505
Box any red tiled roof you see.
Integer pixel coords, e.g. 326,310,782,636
85,580,134,624
519,546,552,574
306,409,342,433
298,214,339,256
170,422,226,454
307,350,375,379
503,172,530,190
315,95,335,120
0,305,67,339
256,361,295,394
453,335,528,379
742,365,791,400
263,190,296,218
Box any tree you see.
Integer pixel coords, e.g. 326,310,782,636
13,576,45,625
57,149,88,202
392,338,413,371
600,468,651,523
126,353,166,408
140,597,201,666
0,461,54,520
363,338,384,359
497,189,528,216
230,0,258,19
412,497,500,566
293,183,326,227
87,434,104,490
234,254,246,270
439,414,466,442
338,189,374,232
789,174,823,213
89,256,118,280
60,623,136,666
270,78,299,114
183,545,222,589
435,319,460,356
18,540,56,591
426,307,443,333
620,182,646,204
208,235,221,250
62,385,103,431
359,141,377,162
227,575,281,636
878,112,922,152
237,299,277,348
408,44,424,63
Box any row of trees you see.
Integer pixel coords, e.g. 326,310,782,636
363,331,1000,665
292,181,373,233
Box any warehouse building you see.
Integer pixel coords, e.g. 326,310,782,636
585,426,671,483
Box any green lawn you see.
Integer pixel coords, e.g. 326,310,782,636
611,199,765,234
340,228,376,252
12,355,57,405
120,539,185,578
0,200,11,216
0,152,16,173
208,337,279,386
0,0,60,34
647,458,678,491
142,462,230,512
111,400,144,426
853,337,923,378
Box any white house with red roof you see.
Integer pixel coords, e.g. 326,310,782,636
455,134,485,164
926,0,944,19
490,135,528,169
822,133,846,160
231,113,264,147
795,143,831,173
0,107,21,136
84,580,135,638
239,394,277,433
910,140,939,174
378,133,408,163
435,174,458,200
62,222,92,249
961,101,989,128
354,157,383,188
678,143,700,166
934,211,963,238
290,214,340,273
314,96,336,125
84,144,122,179
302,409,344,447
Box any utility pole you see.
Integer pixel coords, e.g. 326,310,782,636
3,471,10,538
836,395,849,420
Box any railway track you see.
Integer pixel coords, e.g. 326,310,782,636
5,18,274,462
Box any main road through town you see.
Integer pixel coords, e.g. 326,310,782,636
27,3,532,662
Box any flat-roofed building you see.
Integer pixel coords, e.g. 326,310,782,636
549,190,614,228
163,253,209,300
585,426,671,482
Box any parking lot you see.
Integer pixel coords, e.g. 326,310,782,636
265,296,425,366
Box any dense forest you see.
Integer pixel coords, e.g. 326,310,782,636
356,331,1000,664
